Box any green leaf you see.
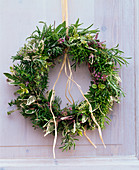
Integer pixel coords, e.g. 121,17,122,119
75,18,79,27
16,89,24,95
19,83,26,89
85,46,97,52
78,102,88,110
16,87,29,95
73,18,83,28
9,82,21,85
44,120,54,136
7,110,15,115
48,90,53,102
98,84,106,89
92,84,97,89
82,23,94,32
55,21,66,33
23,56,31,61
45,90,51,100
26,96,36,105
77,129,83,136
24,88,29,94
71,121,76,133
25,110,35,114
4,73,13,80
114,74,122,82
82,115,88,123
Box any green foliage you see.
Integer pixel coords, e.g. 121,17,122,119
4,19,129,152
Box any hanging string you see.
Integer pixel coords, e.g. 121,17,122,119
83,129,97,148
49,52,67,159
61,0,68,33
65,54,106,148
62,0,74,104
49,0,106,159
49,0,70,159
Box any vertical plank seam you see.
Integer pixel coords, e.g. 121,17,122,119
134,0,138,159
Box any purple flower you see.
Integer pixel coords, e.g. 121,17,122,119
101,75,108,81
95,74,98,77
69,107,72,111
92,69,96,74
95,33,99,40
97,42,102,48
66,35,70,40
97,41,106,49
89,53,94,65
89,54,94,59
25,81,29,86
58,38,65,44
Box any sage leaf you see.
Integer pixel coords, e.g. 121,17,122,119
71,120,76,134
114,74,122,82
23,56,31,61
25,110,35,114
82,115,88,123
26,96,36,105
44,120,54,136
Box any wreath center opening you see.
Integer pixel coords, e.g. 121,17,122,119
48,57,91,108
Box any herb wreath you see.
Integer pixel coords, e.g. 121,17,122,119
4,19,129,152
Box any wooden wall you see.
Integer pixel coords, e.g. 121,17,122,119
0,0,136,159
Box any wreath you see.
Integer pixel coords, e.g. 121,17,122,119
4,19,129,157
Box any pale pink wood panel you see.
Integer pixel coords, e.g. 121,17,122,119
0,145,124,159
93,0,135,155
0,0,63,148
0,0,135,159
135,0,139,159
